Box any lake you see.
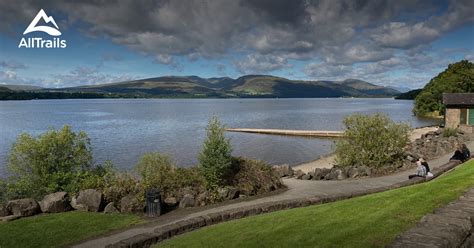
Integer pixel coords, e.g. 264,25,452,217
0,98,439,176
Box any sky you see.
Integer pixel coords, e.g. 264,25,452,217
0,0,473,89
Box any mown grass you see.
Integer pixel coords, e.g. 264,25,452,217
157,160,474,248
0,211,144,248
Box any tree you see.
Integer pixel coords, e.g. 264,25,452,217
7,125,93,199
335,113,411,169
413,60,474,116
199,116,232,189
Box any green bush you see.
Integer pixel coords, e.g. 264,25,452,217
6,125,100,199
199,116,233,190
135,152,204,198
335,113,411,169
230,157,282,196
442,128,458,138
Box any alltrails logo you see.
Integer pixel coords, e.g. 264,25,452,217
18,9,67,48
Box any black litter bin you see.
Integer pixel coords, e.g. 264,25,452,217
145,188,162,217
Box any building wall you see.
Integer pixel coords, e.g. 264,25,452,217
445,108,460,128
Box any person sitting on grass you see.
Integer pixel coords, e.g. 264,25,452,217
409,158,427,179
450,144,465,161
461,144,471,162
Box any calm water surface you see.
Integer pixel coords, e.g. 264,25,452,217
0,98,439,176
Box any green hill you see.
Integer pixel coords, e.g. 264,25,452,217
413,60,474,116
395,89,422,100
1,75,400,100
59,75,399,98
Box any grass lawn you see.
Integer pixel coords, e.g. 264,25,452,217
0,211,144,248
157,160,474,248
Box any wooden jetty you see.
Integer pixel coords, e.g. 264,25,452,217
225,128,344,138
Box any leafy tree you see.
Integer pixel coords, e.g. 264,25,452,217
414,60,474,116
6,125,94,199
199,116,232,190
335,113,411,168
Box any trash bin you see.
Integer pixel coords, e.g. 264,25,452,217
145,188,162,217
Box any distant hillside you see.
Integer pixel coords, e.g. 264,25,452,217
413,60,474,117
395,89,422,100
1,75,400,100
0,84,43,91
57,75,399,98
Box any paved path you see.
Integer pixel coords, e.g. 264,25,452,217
74,141,473,248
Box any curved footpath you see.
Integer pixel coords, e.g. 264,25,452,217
74,140,474,248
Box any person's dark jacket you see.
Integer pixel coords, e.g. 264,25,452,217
462,147,471,162
451,150,464,161
422,161,430,173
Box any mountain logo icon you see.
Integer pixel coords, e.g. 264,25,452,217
23,9,61,36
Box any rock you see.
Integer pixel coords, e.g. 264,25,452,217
272,164,293,177
121,194,144,214
294,170,306,179
103,202,119,214
179,194,195,208
70,196,87,211
76,189,103,212
227,187,239,200
217,188,229,200
0,204,9,217
347,167,359,178
238,194,247,199
1,215,21,222
335,169,346,180
301,174,312,180
357,166,371,177
163,197,178,206
39,192,70,213
196,192,208,206
7,198,40,217
324,169,338,180
312,168,324,180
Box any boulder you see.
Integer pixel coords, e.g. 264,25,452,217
39,192,71,213
227,187,239,200
294,170,306,179
324,169,338,180
71,196,87,211
196,192,208,207
272,164,293,177
75,189,104,212
347,167,359,178
312,168,324,180
103,202,119,214
163,197,178,206
179,194,195,208
335,169,347,180
0,204,9,217
7,198,40,217
120,194,144,214
217,188,229,200
301,174,312,180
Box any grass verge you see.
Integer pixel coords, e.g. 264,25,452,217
0,211,144,248
157,160,474,248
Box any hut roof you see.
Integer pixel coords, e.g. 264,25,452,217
443,93,474,107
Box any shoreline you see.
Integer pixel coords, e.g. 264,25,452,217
292,126,440,173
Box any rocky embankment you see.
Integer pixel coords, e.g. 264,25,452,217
274,128,471,181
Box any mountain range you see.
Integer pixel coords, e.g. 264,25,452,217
1,75,400,99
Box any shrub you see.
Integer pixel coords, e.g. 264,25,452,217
199,116,233,190
6,125,97,199
135,152,205,198
230,157,282,196
335,113,411,169
442,128,458,137
102,172,143,205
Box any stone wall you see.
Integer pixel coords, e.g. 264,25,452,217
388,187,474,248
445,108,460,129
105,160,463,248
